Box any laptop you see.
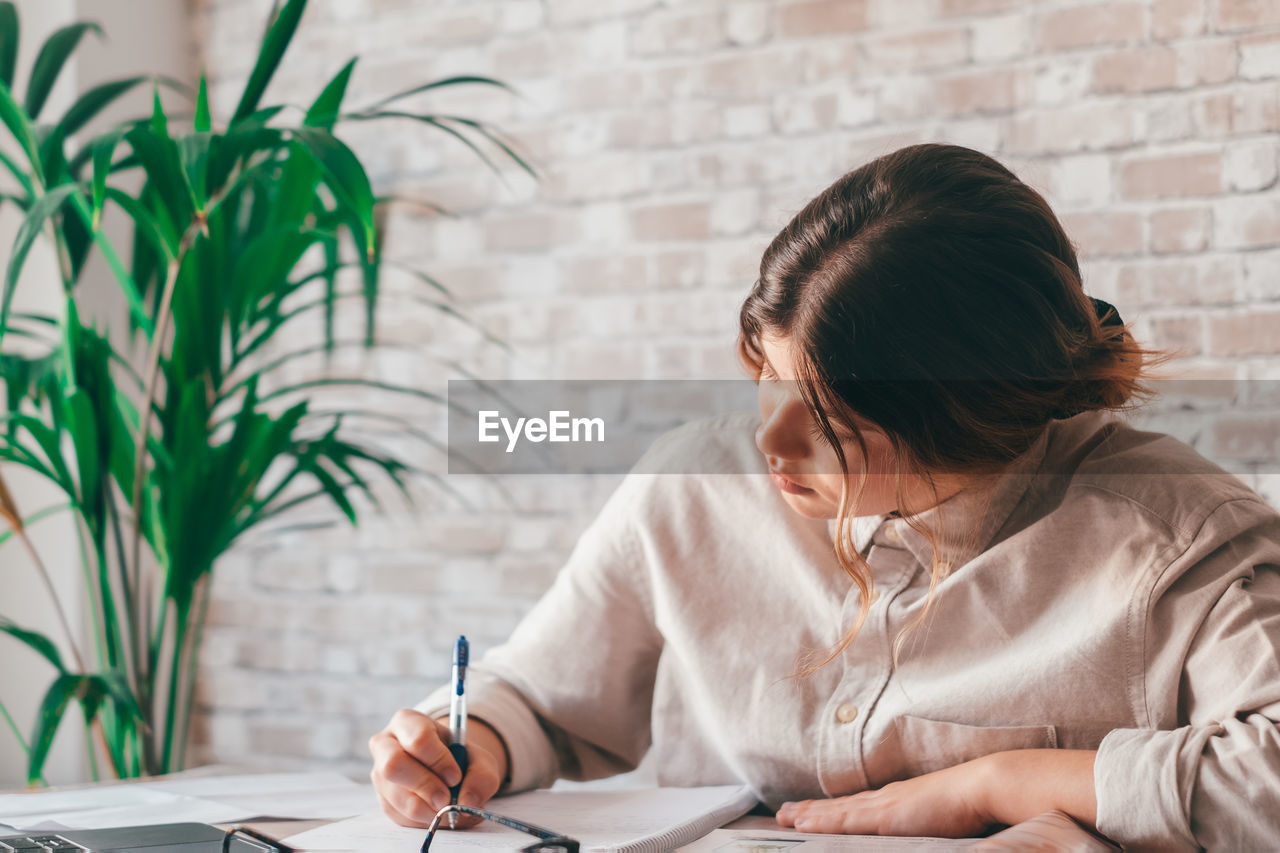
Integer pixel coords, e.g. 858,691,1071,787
0,823,286,852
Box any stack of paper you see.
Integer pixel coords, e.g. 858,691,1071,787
0,772,376,832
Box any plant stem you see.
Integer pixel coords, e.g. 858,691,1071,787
103,493,141,774
90,714,118,779
149,595,169,703
0,697,29,753
16,530,86,673
70,514,107,675
128,233,197,731
83,720,100,782
0,699,48,788
160,603,189,773
69,194,154,337
106,485,136,681
176,575,211,771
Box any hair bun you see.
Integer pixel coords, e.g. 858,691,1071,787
1089,296,1124,339
1049,296,1127,419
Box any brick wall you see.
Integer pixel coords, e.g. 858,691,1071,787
188,0,1280,775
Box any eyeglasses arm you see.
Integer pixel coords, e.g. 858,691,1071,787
421,804,579,852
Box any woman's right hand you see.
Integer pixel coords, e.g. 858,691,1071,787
369,708,508,828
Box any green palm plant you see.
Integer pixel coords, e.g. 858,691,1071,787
0,0,530,783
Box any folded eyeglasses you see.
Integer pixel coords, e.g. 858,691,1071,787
420,804,579,853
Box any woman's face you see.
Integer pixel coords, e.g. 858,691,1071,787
751,335,965,521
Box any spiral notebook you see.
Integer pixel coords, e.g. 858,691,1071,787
285,784,759,852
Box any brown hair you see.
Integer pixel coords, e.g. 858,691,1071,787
737,143,1172,673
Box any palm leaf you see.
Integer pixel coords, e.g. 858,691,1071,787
354,74,517,113
0,619,66,673
0,79,44,186
230,0,307,125
24,21,102,119
0,146,33,199
25,673,81,784
0,503,72,549
0,457,21,529
0,2,17,89
304,58,355,130
58,75,158,138
194,74,211,133
64,390,101,507
125,95,196,228
1,184,81,340
288,126,375,257
91,132,126,229
104,187,177,261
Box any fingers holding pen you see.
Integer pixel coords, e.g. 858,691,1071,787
389,709,465,786
369,732,441,826
453,745,503,828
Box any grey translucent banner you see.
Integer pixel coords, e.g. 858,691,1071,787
445,379,1280,476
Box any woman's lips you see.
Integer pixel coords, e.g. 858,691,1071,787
770,470,814,495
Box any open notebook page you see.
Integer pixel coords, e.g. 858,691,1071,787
285,785,757,852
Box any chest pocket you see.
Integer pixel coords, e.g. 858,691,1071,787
866,714,1058,787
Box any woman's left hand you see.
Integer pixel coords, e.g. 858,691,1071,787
776,757,996,837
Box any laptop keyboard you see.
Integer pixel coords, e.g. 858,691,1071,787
0,837,89,852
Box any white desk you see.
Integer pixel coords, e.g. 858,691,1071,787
1,767,1118,851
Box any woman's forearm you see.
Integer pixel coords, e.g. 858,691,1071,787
978,749,1098,829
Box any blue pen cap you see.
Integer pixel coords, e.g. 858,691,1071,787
454,635,468,667
453,636,468,695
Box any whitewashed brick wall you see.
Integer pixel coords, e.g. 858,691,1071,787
187,0,1280,775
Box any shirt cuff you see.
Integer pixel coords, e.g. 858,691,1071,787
1094,725,1219,851
415,672,560,795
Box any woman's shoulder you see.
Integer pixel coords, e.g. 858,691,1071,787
631,410,766,476
1046,412,1276,542
606,410,807,540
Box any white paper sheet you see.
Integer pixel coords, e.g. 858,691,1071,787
0,786,243,832
0,771,374,831
146,771,377,820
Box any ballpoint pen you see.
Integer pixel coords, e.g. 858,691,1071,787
447,635,469,830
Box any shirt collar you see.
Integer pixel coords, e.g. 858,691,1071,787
833,422,1054,572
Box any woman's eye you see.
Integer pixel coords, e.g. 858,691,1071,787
807,423,833,443
808,422,861,446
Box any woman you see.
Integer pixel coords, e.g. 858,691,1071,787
368,143,1280,849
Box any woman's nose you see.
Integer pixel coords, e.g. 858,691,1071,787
755,403,809,462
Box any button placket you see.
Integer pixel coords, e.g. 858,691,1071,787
846,544,922,793
817,542,920,796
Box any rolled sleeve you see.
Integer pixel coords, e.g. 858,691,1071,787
1097,497,1280,850
414,468,663,794
1094,725,1220,850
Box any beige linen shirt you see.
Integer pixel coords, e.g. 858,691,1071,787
417,409,1280,851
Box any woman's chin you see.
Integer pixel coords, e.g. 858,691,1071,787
779,490,836,519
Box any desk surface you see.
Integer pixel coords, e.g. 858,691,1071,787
4,766,1117,851
229,811,1116,851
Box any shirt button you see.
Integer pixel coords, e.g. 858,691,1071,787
884,524,901,543
835,703,859,724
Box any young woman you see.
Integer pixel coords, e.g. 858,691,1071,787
368,143,1280,849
